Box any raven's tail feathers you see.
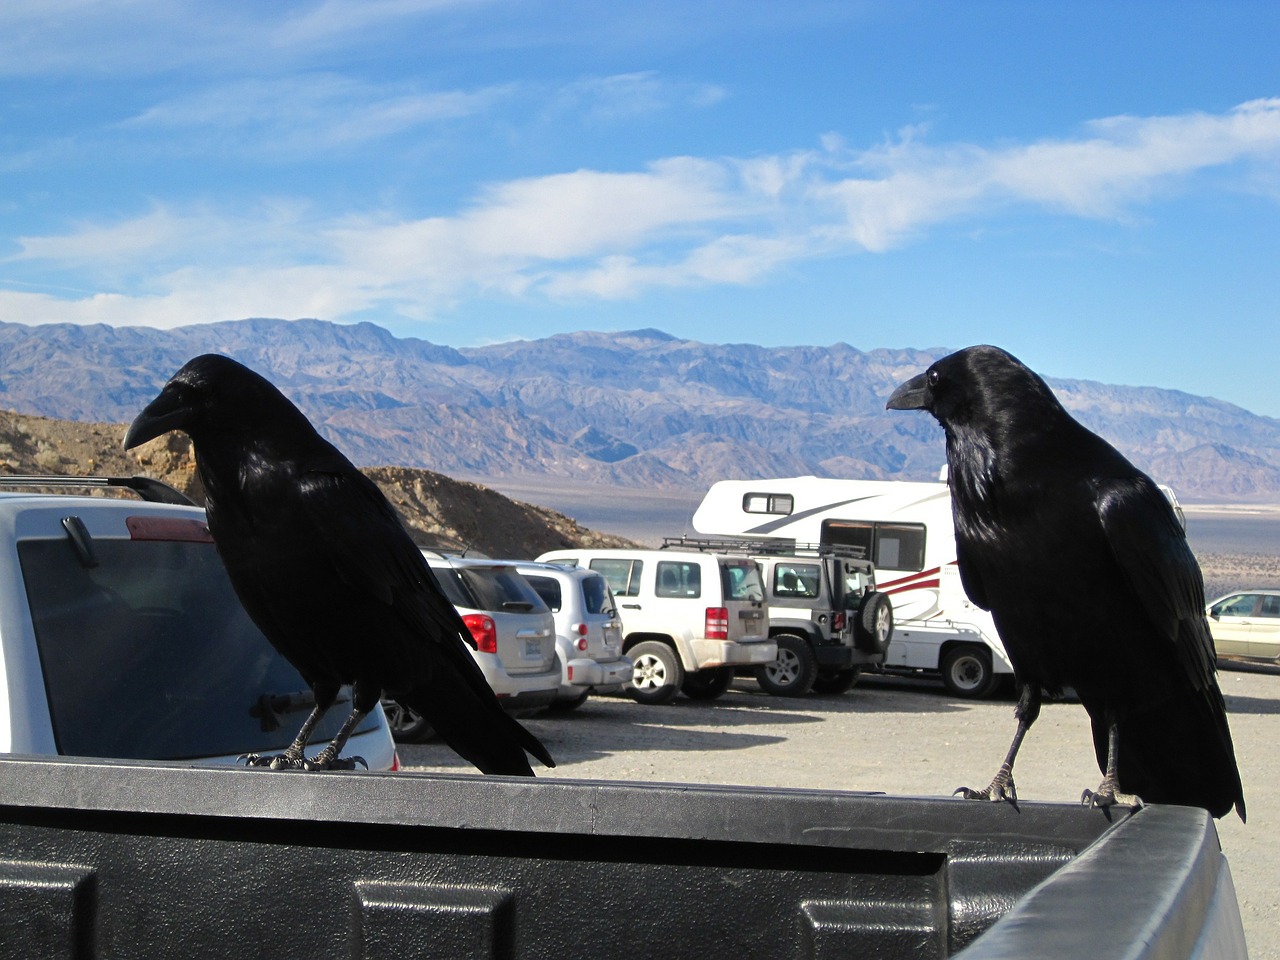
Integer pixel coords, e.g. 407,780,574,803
400,684,555,778
1109,685,1245,821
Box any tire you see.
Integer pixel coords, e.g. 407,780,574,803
812,666,861,696
381,699,434,743
854,591,894,654
755,633,818,697
626,641,684,705
681,666,734,700
547,690,590,712
940,645,1002,699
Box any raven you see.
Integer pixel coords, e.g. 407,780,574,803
887,345,1244,820
124,354,554,776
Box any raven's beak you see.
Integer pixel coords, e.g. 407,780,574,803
124,385,191,450
886,372,930,411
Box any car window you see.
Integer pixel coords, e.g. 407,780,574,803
524,575,563,613
19,538,376,761
773,563,820,599
581,574,615,616
1259,596,1280,618
721,560,764,602
656,561,701,598
1214,594,1258,618
427,565,475,608
458,567,546,612
590,558,642,597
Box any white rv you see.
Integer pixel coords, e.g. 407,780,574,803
691,476,1014,697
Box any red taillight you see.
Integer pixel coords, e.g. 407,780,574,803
463,613,497,654
390,752,401,772
833,612,846,632
574,624,589,652
705,607,729,641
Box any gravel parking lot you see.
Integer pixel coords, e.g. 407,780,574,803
399,664,1279,958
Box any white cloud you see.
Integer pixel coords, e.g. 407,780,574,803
6,99,1280,326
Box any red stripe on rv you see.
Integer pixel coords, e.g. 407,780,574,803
885,579,939,595
876,567,941,590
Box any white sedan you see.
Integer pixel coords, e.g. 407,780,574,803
1206,589,1280,662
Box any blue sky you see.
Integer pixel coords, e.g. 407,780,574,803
3,1,1280,415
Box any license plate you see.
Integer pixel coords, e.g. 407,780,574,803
524,638,543,658
739,610,762,620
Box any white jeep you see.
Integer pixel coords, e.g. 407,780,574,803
534,547,777,704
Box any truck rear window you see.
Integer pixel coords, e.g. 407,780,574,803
721,561,765,602
19,538,376,761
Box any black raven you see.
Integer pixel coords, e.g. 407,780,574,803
887,345,1244,820
124,354,554,776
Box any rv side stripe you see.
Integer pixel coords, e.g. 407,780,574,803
877,567,941,590
885,579,940,595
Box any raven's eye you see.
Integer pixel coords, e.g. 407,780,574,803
927,369,940,387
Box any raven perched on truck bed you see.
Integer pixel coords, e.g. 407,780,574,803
887,345,1244,820
124,354,554,776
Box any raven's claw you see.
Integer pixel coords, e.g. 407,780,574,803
954,773,1018,808
1081,781,1143,818
305,755,368,771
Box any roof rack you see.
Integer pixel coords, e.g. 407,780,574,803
0,475,196,506
660,535,870,561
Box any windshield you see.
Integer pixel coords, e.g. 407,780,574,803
19,537,377,761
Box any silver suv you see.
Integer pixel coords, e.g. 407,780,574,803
384,554,558,742
516,562,632,710
0,476,398,768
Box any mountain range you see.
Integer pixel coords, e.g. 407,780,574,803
1,317,1278,502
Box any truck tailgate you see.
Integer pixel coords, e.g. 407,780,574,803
0,755,1243,959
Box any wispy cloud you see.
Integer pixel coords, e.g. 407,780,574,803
118,75,514,156
5,99,1280,328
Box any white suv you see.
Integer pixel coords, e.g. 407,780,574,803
535,548,776,705
0,476,398,769
516,562,633,710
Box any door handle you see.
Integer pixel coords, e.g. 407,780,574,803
622,603,642,610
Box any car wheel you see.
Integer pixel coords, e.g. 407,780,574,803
681,666,734,700
755,634,818,697
547,690,590,712
940,645,1001,699
381,699,435,742
854,591,894,654
626,641,684,705
812,666,861,696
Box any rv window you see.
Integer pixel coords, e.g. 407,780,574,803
821,520,874,558
876,523,926,571
821,519,925,572
656,561,701,598
589,558,643,597
743,493,794,516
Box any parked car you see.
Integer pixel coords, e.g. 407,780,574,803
383,553,559,742
515,561,632,710
666,538,894,697
1207,589,1280,662
0,475,398,769
535,547,776,705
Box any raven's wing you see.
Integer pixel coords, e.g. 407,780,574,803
954,535,991,612
294,460,489,686
1093,475,1216,690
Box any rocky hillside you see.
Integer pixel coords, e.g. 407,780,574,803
0,409,633,558
2,318,1279,501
